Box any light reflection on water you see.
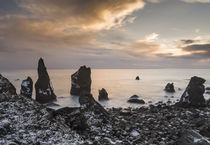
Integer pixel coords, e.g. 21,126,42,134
1,69,210,108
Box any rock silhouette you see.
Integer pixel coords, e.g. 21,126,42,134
35,58,56,104
178,76,206,107
136,76,140,80
164,83,175,93
0,74,16,95
98,88,109,101
20,77,33,98
70,66,91,96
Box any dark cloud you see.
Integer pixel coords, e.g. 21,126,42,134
180,39,199,44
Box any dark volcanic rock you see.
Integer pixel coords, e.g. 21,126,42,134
176,130,210,145
164,83,175,93
135,76,140,80
178,76,206,107
130,95,139,99
0,74,16,95
20,77,33,98
98,88,109,101
206,87,210,91
70,66,91,96
128,98,145,104
35,58,56,104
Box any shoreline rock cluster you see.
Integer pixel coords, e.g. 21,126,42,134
1,58,210,144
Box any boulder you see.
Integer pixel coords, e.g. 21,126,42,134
178,76,206,107
135,76,140,80
0,74,16,95
176,130,210,145
35,58,56,104
98,88,109,101
164,83,175,93
206,87,210,91
130,95,139,99
128,98,145,104
70,66,91,96
20,77,33,98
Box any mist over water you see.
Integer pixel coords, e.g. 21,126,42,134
1,69,210,108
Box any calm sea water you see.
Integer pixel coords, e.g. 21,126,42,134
1,69,210,108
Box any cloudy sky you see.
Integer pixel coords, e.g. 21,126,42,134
0,0,210,69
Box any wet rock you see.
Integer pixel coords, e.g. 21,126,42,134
70,66,91,96
0,74,16,95
176,129,210,145
98,88,109,101
20,77,33,98
128,98,145,104
35,58,56,104
135,76,140,80
206,87,210,91
164,83,175,93
177,76,206,107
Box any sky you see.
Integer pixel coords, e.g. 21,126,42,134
0,0,210,69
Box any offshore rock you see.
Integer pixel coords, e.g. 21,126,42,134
98,88,109,101
20,77,33,98
178,76,206,107
35,58,56,104
164,83,175,93
135,76,140,80
70,66,91,96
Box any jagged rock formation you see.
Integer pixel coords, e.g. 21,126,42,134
135,76,140,80
35,58,56,104
178,76,206,107
98,88,109,101
70,66,91,96
0,74,16,96
164,83,175,93
20,77,33,98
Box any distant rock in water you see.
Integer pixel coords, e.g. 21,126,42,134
128,95,145,104
20,77,33,98
0,74,16,95
98,88,109,101
70,66,91,96
35,58,56,104
164,83,175,93
177,76,206,107
135,76,140,80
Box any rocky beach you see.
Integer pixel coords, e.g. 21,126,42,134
1,60,210,145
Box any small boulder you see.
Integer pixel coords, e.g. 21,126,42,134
20,77,33,98
98,88,109,101
164,83,175,93
128,98,145,104
177,76,206,107
70,66,91,96
35,58,56,104
135,76,140,80
130,95,139,99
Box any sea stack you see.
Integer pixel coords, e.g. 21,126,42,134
98,88,109,101
70,66,91,96
164,83,175,93
20,77,33,98
35,58,56,104
0,74,17,95
178,76,206,107
136,76,140,80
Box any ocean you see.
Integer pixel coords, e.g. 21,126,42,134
1,69,210,108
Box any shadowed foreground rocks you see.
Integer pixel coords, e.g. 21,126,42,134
70,66,91,96
20,77,33,98
35,58,56,104
0,74,16,96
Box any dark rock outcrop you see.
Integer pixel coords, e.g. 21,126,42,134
98,88,109,101
164,83,175,93
177,76,206,107
130,95,139,99
135,76,140,80
20,77,33,98
35,58,56,104
128,98,145,104
70,66,91,96
176,130,210,145
0,74,16,95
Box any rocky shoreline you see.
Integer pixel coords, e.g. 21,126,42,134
1,60,210,144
